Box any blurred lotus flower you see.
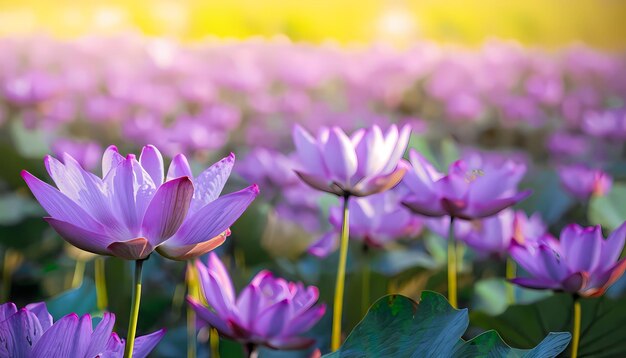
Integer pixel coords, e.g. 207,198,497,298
2,72,59,107
292,124,410,197
22,145,258,260
401,150,531,220
582,108,626,140
467,210,547,256
188,253,326,350
308,191,422,257
0,302,164,357
558,164,612,200
510,222,626,297
51,139,102,171
237,148,301,200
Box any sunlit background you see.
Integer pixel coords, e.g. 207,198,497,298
1,0,626,48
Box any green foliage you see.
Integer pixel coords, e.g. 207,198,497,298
325,292,571,358
589,183,626,231
471,293,626,358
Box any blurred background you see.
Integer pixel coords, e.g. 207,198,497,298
1,0,625,48
1,1,626,357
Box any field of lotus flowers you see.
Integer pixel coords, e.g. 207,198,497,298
1,34,626,357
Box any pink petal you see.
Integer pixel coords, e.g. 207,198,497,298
187,298,234,337
355,160,408,196
166,154,193,181
157,232,227,261
101,145,123,177
254,299,289,338
190,153,235,212
107,237,152,260
22,170,103,232
132,328,166,358
45,218,113,255
141,176,193,246
322,127,358,185
293,124,327,176
139,145,164,185
307,232,338,258
561,224,602,272
168,185,258,246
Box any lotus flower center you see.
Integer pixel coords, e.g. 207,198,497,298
464,169,485,183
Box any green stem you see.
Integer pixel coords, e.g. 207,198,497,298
124,259,145,358
2,249,14,302
71,260,86,288
331,194,350,351
361,244,371,316
210,328,220,358
447,217,458,308
571,297,581,358
187,261,198,358
95,257,108,310
505,257,516,305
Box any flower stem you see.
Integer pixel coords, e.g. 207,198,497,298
331,194,350,351
186,261,199,358
124,258,145,358
361,244,370,316
571,297,582,358
71,259,86,288
447,216,458,308
505,257,516,305
210,328,220,358
95,257,108,310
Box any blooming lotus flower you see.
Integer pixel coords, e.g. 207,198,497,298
401,150,531,220
510,222,626,297
308,191,422,257
0,302,164,357
292,124,410,197
22,145,258,260
558,164,612,201
188,253,326,350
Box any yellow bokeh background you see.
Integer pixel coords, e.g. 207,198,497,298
0,0,625,48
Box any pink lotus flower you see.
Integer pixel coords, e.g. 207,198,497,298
292,124,410,197
425,210,547,256
510,222,626,297
401,150,531,220
308,191,422,257
188,253,326,350
558,164,612,201
0,302,164,357
22,145,258,260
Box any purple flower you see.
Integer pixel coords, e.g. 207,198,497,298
188,253,326,350
582,108,626,140
308,191,422,257
464,210,547,256
22,145,258,260
401,150,531,220
292,124,410,197
558,164,612,201
237,148,301,200
510,223,626,297
0,302,164,357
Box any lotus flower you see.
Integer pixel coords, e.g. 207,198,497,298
188,253,326,350
401,150,531,220
510,222,626,297
292,124,410,197
0,302,164,357
22,145,258,260
308,190,422,257
558,164,612,201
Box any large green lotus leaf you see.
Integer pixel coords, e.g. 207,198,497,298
324,292,570,358
589,183,626,231
471,293,626,357
454,331,572,358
